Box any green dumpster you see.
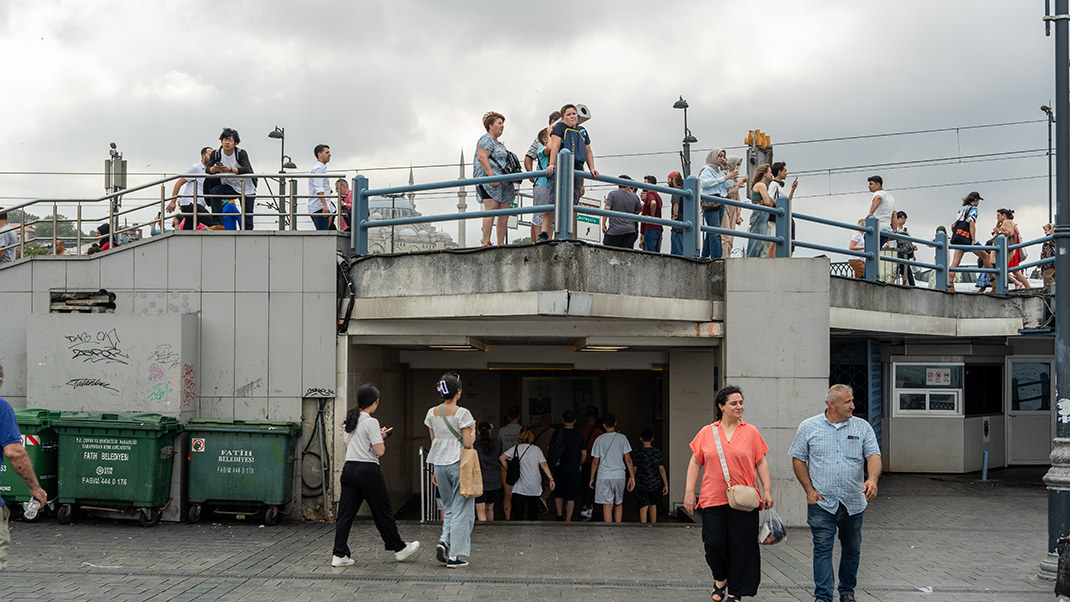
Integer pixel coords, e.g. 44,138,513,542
0,409,61,520
185,419,301,525
52,412,182,526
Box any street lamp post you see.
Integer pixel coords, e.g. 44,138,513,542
1043,104,1056,223
1040,0,1070,581
673,96,699,178
268,126,297,231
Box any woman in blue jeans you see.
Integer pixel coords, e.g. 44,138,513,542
424,371,476,568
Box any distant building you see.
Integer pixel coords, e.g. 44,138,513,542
366,167,456,254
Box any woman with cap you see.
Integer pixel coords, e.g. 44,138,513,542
947,192,993,290
332,384,420,567
425,371,476,568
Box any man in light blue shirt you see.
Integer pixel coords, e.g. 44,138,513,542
789,384,881,602
698,149,739,260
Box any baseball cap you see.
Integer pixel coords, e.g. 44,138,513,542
966,191,983,201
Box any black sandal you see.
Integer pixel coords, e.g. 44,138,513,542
724,596,741,602
711,583,726,601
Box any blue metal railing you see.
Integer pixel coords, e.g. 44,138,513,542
349,149,1053,294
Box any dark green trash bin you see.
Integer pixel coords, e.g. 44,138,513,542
52,412,182,526
0,409,61,520
184,419,301,525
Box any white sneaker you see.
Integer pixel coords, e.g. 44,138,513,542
331,555,355,567
394,541,420,562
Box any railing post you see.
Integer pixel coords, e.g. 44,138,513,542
76,205,82,254
682,176,700,258
352,175,370,256
289,179,298,231
935,230,949,291
995,234,1008,294
52,203,58,252
554,149,574,240
864,216,879,281
775,196,791,259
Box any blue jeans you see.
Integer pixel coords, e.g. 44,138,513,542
807,503,864,602
701,207,723,259
434,462,475,558
642,230,662,252
311,214,335,231
670,231,684,256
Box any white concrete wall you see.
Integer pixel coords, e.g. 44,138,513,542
0,232,340,419
0,232,343,522
667,350,719,511
723,258,831,527
27,313,198,419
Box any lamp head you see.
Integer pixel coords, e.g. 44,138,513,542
268,126,284,139
673,96,689,110
282,155,297,170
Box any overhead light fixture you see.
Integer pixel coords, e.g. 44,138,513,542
580,346,628,352
428,337,488,352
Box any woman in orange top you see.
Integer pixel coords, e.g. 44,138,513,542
683,385,773,602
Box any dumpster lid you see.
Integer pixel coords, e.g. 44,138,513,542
185,419,301,434
53,412,182,431
13,409,63,426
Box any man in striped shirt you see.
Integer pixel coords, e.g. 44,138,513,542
789,384,881,602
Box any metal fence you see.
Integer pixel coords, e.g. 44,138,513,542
0,172,354,259
349,149,1053,294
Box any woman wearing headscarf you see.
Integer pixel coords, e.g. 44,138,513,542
683,385,773,602
425,371,476,568
473,111,516,247
331,384,420,567
698,149,739,260
720,156,748,258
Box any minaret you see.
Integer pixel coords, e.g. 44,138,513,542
407,165,416,213
456,148,468,247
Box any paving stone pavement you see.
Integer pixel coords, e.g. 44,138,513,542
0,473,1059,601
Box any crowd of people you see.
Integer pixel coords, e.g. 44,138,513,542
329,373,879,602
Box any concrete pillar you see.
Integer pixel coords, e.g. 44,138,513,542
667,350,719,512
722,257,831,527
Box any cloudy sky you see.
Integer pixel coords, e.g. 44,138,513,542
0,0,1060,256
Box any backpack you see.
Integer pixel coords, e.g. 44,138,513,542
547,430,566,469
505,445,528,486
492,151,523,175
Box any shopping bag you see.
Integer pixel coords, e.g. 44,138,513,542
459,448,483,499
758,508,787,545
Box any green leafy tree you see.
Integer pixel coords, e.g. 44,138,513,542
21,243,50,257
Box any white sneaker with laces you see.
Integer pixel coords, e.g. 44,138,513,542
394,541,420,562
331,555,355,567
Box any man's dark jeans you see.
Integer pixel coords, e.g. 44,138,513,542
311,214,335,231
807,503,864,602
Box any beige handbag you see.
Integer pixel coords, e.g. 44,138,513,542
713,424,760,511
437,404,483,499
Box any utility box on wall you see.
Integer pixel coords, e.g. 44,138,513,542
27,314,199,420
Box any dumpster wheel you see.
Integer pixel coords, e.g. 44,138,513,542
187,504,202,524
137,507,161,527
262,505,279,526
56,504,74,525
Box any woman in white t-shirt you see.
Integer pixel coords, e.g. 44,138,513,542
331,384,419,567
424,371,476,568
500,427,555,521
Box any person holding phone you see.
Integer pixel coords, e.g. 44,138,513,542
332,384,420,567
767,162,798,258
